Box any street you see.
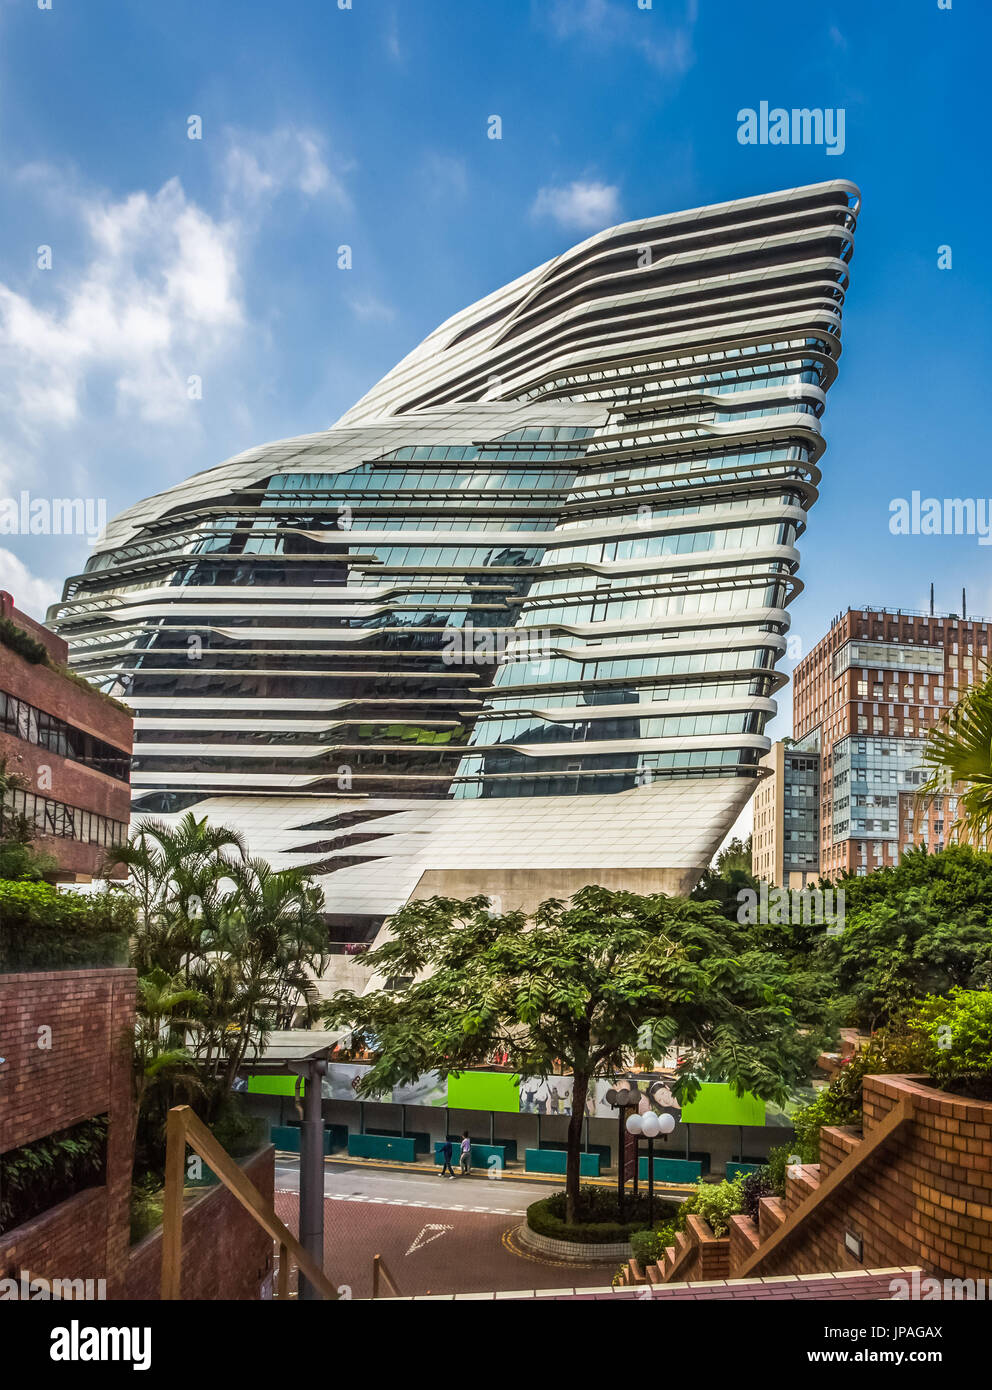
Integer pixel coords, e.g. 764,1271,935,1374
272,1158,622,1298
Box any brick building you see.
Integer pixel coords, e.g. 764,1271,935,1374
0,591,131,879
789,605,984,877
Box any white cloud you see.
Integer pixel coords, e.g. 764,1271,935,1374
0,176,243,430
546,0,612,39
0,548,60,620
223,127,350,207
531,179,621,231
543,0,696,76
347,293,396,323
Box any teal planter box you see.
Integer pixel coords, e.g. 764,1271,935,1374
638,1156,701,1183
525,1148,600,1177
538,1140,610,1164
348,1133,417,1162
726,1161,764,1179
271,1125,342,1155
434,1142,508,1168
367,1128,430,1154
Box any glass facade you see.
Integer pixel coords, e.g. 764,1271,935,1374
50,180,859,920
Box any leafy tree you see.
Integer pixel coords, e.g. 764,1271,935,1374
691,834,758,916
826,847,992,1027
919,675,992,845
909,988,992,1095
132,969,205,1152
106,813,248,975
324,885,811,1223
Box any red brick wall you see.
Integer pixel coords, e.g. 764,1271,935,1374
0,634,132,879
126,1148,276,1300
0,593,67,663
0,1189,110,1293
751,1075,992,1280
0,968,135,1297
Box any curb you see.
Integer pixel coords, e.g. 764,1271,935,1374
273,1149,698,1196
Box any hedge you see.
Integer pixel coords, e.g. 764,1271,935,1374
526,1188,654,1245
0,879,134,972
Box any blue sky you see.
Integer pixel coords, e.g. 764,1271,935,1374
0,0,988,779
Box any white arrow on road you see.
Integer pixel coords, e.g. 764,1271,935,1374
405,1223,453,1256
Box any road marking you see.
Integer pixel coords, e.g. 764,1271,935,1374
405,1223,453,1256
277,1190,518,1216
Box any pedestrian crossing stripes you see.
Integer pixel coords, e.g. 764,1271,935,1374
277,1188,519,1217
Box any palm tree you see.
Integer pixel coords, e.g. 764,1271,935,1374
110,812,327,1135
190,858,327,1103
106,812,247,974
132,969,205,1152
919,678,992,847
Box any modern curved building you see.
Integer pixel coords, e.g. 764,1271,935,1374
50,179,859,955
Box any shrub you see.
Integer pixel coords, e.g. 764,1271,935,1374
0,879,134,971
0,616,47,664
526,1187,656,1244
210,1100,268,1158
738,1168,777,1221
129,1180,164,1244
691,1176,743,1237
910,988,992,1095
765,1145,792,1196
630,1218,680,1266
790,1021,931,1159
0,1116,108,1235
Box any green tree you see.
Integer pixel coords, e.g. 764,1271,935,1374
106,814,327,1161
106,812,248,975
324,885,810,1223
826,847,992,1027
919,676,992,845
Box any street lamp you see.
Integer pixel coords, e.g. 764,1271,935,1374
626,1110,676,1225
604,1086,641,1221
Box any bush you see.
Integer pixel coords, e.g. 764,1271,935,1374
910,988,992,1096
691,1176,743,1237
738,1168,777,1221
630,1219,680,1266
210,1099,268,1158
526,1187,656,1244
0,616,47,664
129,1180,164,1244
765,1145,792,1196
0,1116,108,1235
0,879,134,971
790,1021,931,1159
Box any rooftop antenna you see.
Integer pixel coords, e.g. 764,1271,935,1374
929,583,935,617
963,587,967,619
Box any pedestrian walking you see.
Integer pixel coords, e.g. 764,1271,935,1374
440,1137,455,1178
459,1131,471,1176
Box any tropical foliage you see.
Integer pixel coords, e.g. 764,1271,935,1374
0,1116,108,1236
105,813,328,1169
919,675,992,845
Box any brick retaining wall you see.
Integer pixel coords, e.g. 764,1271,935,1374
126,1147,276,1300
